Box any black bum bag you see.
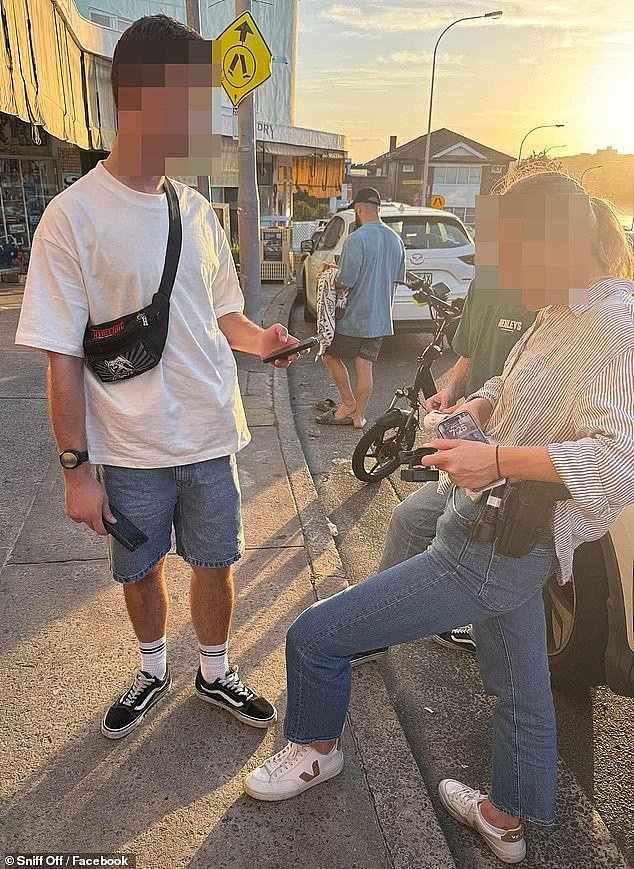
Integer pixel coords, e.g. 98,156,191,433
83,178,182,383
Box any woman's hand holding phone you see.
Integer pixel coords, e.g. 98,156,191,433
420,439,499,490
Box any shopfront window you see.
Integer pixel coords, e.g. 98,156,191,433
0,158,57,253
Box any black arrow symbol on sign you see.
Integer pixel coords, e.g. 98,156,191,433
228,52,250,79
235,21,254,43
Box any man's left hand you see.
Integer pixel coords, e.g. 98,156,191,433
260,324,300,368
421,439,498,489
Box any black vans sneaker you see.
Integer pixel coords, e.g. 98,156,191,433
101,668,171,739
195,665,277,728
431,626,477,654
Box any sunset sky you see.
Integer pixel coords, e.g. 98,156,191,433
294,0,633,164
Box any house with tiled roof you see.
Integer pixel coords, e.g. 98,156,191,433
351,128,514,230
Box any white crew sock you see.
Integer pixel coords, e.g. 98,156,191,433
139,635,167,680
199,642,229,683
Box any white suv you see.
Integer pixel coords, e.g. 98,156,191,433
300,204,475,331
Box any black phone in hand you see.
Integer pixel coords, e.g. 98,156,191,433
262,336,318,363
103,505,148,552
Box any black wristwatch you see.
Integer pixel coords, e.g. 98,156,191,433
59,449,89,470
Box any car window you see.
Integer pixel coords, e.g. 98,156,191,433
316,216,345,251
384,216,470,250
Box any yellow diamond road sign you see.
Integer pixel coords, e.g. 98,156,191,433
217,12,272,108
431,194,446,209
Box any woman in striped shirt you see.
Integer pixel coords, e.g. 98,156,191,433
244,172,634,863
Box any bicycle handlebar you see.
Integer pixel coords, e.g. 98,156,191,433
404,270,464,320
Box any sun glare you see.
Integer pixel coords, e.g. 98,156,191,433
579,66,634,152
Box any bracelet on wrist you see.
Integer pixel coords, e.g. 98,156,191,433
495,444,502,479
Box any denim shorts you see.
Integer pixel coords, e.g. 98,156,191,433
98,455,244,583
325,332,384,363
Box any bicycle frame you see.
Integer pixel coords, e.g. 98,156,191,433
351,276,464,483
386,306,456,430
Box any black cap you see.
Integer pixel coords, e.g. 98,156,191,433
349,187,381,208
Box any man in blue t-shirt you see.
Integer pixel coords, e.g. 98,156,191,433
316,188,405,430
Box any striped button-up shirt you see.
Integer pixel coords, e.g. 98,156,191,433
456,278,634,583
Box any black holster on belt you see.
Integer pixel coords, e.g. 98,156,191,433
495,481,569,558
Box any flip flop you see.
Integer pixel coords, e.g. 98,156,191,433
315,397,337,412
315,409,354,425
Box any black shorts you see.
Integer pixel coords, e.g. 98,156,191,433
324,332,384,363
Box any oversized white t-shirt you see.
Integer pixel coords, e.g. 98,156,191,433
15,161,250,468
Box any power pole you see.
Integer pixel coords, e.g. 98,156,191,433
235,0,263,324
185,0,211,202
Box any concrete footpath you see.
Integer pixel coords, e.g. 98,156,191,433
0,282,456,869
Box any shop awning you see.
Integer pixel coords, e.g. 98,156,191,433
293,154,345,199
0,0,115,150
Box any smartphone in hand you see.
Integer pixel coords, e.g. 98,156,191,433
437,410,506,493
262,336,318,364
103,505,148,552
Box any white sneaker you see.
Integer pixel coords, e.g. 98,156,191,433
438,779,526,864
244,740,344,801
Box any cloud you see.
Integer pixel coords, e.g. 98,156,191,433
377,51,466,66
542,24,632,61
336,30,382,40
320,1,631,36
297,61,475,96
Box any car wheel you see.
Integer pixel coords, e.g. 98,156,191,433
544,540,609,690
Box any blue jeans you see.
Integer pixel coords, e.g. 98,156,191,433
283,485,558,825
380,481,449,570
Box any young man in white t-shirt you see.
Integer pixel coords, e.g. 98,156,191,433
15,15,299,739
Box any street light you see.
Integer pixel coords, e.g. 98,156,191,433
580,164,603,186
517,124,564,167
544,145,566,156
421,10,503,206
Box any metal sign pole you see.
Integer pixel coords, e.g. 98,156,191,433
235,0,263,325
185,0,211,201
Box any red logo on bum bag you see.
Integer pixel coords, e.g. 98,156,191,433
89,321,125,340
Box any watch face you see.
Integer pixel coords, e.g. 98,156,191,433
60,451,79,469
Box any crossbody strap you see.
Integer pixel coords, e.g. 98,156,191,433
156,178,182,301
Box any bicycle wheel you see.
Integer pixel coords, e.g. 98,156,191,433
352,418,413,483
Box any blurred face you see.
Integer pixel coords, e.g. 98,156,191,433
474,191,596,311
115,42,219,177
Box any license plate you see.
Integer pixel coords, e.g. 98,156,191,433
420,272,433,285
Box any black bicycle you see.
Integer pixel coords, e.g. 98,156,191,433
351,272,464,483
